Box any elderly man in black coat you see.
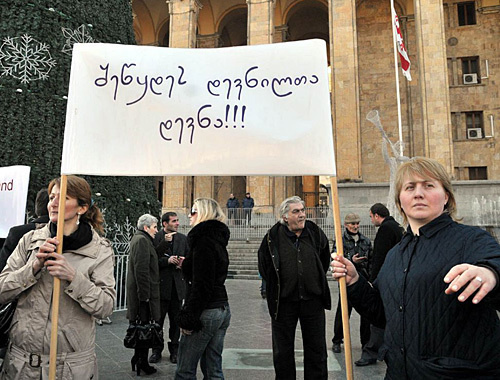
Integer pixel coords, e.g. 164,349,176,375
150,212,188,364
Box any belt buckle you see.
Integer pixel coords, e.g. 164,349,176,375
29,353,41,368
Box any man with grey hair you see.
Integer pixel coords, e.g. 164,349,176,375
258,196,331,379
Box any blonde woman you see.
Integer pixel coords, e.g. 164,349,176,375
332,157,500,379
175,198,231,380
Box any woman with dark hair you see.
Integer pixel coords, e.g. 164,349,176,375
0,175,115,379
175,198,231,380
332,157,500,379
126,214,160,376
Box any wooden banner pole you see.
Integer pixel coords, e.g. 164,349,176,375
49,174,67,380
330,176,354,380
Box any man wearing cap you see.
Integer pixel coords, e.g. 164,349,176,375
331,213,372,353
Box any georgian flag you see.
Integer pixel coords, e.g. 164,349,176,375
392,5,412,81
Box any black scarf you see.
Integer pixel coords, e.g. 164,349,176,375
49,221,93,251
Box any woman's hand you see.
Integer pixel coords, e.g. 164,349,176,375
33,238,58,274
331,254,360,286
444,264,497,304
180,328,193,336
33,238,76,282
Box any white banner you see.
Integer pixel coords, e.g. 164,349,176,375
0,166,31,238
61,40,335,176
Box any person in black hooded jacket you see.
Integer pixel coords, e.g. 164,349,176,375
332,157,500,380
175,197,231,380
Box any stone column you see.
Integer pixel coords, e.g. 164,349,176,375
162,0,202,213
167,0,201,48
414,0,454,172
247,0,275,45
329,0,362,181
246,0,276,212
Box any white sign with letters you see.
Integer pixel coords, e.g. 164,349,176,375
0,166,31,238
62,39,335,176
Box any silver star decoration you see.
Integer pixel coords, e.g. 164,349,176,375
0,34,57,84
61,24,96,56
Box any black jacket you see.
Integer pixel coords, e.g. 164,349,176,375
0,215,49,272
176,220,230,331
258,220,331,320
154,230,188,301
369,216,403,282
333,230,371,279
348,213,500,379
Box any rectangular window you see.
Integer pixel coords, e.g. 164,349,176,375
468,167,487,180
465,111,484,139
461,56,480,84
458,2,476,26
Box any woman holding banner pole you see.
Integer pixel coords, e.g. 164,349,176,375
0,175,115,379
332,157,500,379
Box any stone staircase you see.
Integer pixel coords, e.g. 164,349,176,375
227,238,336,281
227,239,261,280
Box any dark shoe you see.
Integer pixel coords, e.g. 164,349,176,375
149,352,161,363
131,355,138,371
137,358,157,376
332,342,341,353
355,358,377,367
261,291,266,299
169,353,177,364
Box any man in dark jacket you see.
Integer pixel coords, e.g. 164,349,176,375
355,203,403,366
226,193,239,224
150,212,188,364
258,196,331,380
331,213,372,353
241,192,254,226
0,188,49,271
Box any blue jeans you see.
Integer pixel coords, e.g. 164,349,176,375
175,304,231,380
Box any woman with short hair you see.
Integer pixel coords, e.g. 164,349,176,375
175,198,231,380
126,214,161,376
332,157,500,379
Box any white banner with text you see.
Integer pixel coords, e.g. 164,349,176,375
61,39,335,176
0,166,31,238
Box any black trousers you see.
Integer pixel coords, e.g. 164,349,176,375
332,296,371,346
153,287,181,355
271,298,327,380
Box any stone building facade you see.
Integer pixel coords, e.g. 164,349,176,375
131,0,500,215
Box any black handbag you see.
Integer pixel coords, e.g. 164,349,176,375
124,320,163,349
0,300,17,358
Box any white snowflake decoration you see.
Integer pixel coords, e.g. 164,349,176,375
0,34,57,84
61,24,96,56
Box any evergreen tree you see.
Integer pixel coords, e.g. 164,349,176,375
0,0,160,230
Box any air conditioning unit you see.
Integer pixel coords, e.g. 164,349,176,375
467,128,482,139
463,73,478,84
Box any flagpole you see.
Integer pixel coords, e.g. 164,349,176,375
391,0,404,156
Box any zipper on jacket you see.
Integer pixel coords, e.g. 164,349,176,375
267,234,281,320
402,234,418,379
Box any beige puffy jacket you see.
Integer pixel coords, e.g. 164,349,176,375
0,224,115,379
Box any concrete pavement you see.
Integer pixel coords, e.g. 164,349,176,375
96,279,386,379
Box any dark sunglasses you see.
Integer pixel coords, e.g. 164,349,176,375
190,207,198,216
348,222,360,226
